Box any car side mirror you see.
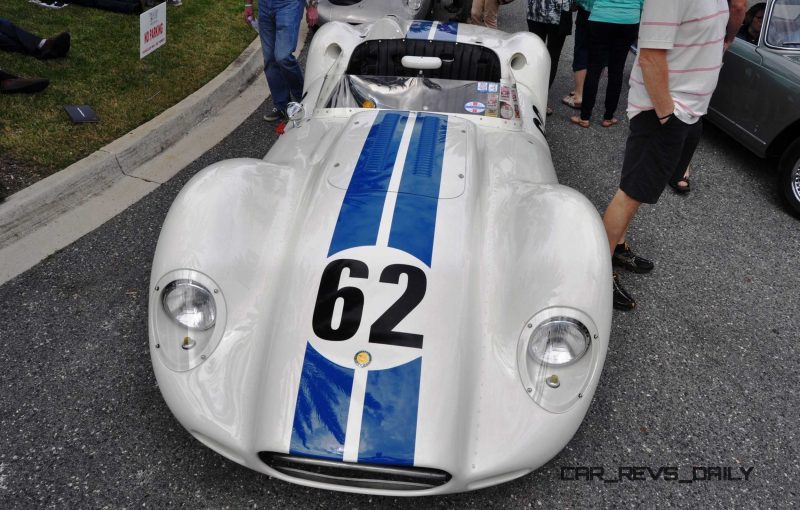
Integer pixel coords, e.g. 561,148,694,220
287,102,305,128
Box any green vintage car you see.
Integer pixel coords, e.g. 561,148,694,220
708,0,800,217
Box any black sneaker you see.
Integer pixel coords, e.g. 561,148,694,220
612,241,654,273
613,272,636,311
263,107,287,122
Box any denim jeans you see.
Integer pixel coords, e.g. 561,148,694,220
257,0,305,112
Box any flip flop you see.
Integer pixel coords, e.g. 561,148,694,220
570,115,590,128
601,118,619,128
561,95,582,109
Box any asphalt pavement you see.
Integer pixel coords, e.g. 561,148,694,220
1,4,798,508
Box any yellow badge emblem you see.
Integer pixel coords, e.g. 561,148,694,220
354,350,372,367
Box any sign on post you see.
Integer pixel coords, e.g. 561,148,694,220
140,2,167,59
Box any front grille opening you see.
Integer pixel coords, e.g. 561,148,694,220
259,452,452,491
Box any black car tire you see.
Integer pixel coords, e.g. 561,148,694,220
779,138,800,218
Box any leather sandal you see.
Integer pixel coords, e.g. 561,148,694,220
561,95,582,109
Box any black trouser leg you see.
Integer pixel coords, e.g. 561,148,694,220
0,19,43,55
604,23,639,120
580,21,610,121
527,19,568,89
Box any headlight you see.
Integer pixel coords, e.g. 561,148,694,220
527,317,590,366
405,0,423,10
517,308,600,413
150,271,226,372
162,279,216,330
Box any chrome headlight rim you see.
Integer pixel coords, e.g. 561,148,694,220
527,316,591,367
149,269,227,372
161,278,217,331
517,306,600,413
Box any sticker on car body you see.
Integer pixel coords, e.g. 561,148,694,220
464,101,486,114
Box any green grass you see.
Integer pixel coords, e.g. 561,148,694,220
0,0,256,180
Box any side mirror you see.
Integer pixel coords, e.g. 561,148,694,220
286,102,305,128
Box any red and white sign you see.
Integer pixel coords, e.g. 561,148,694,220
140,2,167,59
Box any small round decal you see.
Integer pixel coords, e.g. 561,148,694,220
354,350,372,367
464,101,486,114
500,103,514,119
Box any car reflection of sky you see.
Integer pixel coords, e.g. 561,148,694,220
358,357,422,465
290,343,423,465
290,343,353,459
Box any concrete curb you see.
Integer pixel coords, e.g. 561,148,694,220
0,36,265,248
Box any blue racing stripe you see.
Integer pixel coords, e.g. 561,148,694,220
435,22,458,42
406,20,433,40
388,113,447,267
328,111,409,257
358,357,422,466
290,343,354,460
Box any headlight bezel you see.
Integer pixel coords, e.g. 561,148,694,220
161,279,217,331
150,269,227,372
517,307,600,413
527,316,591,367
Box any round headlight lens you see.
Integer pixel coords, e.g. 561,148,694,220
528,317,590,366
162,279,216,330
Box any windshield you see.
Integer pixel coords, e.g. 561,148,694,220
766,0,800,48
320,75,521,120
314,38,521,120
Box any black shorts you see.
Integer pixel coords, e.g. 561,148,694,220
619,110,703,204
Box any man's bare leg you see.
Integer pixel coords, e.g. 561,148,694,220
603,189,641,254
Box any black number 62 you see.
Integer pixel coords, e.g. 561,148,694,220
311,259,426,349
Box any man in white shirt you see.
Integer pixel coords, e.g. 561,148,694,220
604,0,746,311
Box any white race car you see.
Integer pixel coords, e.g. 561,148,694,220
149,18,612,495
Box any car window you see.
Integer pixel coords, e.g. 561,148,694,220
766,0,800,48
321,75,521,120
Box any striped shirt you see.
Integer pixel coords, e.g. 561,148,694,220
627,0,729,124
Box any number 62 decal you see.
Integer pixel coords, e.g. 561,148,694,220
312,259,427,349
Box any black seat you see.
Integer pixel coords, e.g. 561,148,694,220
346,39,502,82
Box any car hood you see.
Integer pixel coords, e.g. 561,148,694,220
150,109,610,490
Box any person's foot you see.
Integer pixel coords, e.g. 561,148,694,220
569,115,590,128
613,272,636,311
263,107,287,122
37,32,70,59
601,118,619,128
561,95,582,109
546,106,553,116
612,241,654,273
669,177,691,194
